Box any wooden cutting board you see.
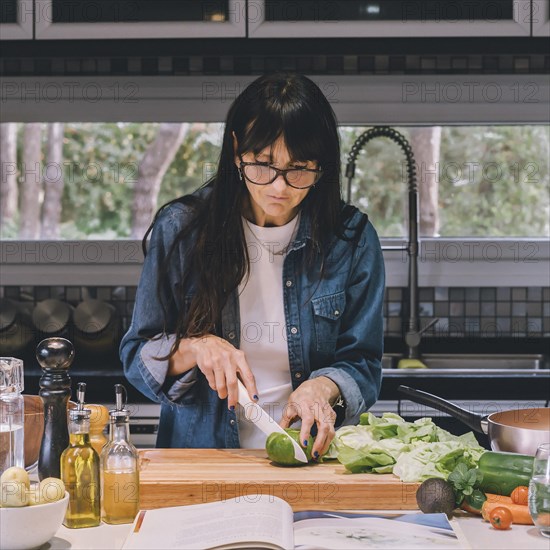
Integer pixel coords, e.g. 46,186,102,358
138,449,420,511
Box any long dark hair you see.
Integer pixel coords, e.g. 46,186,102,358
143,72,366,356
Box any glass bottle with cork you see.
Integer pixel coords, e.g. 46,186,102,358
60,382,100,528
100,384,140,524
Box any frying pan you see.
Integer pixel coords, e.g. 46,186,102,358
398,385,550,456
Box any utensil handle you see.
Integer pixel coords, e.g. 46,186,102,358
397,385,485,433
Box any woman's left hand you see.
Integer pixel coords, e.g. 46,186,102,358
279,376,341,459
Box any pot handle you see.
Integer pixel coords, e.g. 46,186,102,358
397,385,485,434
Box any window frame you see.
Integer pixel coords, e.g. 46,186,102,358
532,0,550,36
0,74,548,286
0,74,547,124
0,0,33,39
0,238,548,287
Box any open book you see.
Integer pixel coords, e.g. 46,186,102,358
122,495,467,550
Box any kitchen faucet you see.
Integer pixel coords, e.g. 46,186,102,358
344,126,438,367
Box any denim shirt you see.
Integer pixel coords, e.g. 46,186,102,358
120,186,385,448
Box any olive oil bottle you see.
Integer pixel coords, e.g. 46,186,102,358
100,384,140,524
60,382,100,528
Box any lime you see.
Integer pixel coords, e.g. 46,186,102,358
266,428,313,466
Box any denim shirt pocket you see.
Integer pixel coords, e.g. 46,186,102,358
311,290,346,354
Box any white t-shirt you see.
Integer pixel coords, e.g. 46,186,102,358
237,212,301,448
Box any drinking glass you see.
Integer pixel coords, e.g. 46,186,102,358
0,358,25,474
529,443,550,538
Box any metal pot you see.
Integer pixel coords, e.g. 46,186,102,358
32,299,73,339
398,385,550,456
73,299,120,356
0,298,34,356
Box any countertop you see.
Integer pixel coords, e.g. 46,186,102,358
43,510,549,549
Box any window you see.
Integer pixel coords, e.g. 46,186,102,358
341,125,550,238
0,122,223,239
0,123,547,239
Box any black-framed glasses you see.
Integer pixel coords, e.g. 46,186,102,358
238,158,323,190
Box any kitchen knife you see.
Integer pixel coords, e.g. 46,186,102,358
236,380,308,463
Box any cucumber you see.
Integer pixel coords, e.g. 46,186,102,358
477,451,534,496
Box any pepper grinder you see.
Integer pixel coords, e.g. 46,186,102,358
36,337,74,480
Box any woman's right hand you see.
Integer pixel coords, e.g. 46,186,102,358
169,334,258,410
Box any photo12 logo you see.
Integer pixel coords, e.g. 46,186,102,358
402,81,539,104
1,81,139,104
405,161,540,185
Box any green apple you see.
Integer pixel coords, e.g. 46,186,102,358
39,477,66,503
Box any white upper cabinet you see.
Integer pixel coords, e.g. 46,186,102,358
34,0,246,39
248,0,532,37
532,0,550,36
2,0,544,41
0,0,33,39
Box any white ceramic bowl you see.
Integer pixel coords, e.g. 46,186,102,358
0,492,69,550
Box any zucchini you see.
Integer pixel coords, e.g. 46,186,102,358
478,451,534,496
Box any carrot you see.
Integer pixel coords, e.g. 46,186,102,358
461,493,512,515
482,500,533,525
486,493,513,504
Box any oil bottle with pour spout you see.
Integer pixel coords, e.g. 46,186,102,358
100,384,140,524
60,382,100,528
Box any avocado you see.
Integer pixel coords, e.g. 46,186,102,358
416,478,456,517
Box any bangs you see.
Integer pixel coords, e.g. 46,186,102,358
238,108,326,165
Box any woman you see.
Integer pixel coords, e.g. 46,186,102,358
120,72,385,459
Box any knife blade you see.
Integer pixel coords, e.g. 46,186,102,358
236,380,308,463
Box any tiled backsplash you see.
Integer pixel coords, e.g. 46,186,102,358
2,51,548,77
384,286,550,338
2,285,549,338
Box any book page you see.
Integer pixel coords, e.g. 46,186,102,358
122,494,294,550
293,511,468,550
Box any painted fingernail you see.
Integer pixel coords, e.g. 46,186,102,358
230,405,235,411
314,451,319,459
253,395,258,400
303,440,308,446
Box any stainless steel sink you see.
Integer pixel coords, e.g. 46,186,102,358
381,353,549,373
382,354,402,369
